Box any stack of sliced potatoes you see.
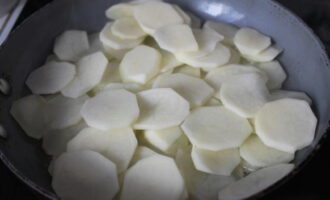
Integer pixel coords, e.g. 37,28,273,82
9,0,317,200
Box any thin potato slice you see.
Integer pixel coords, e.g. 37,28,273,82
244,46,282,62
204,20,238,45
173,5,191,25
257,61,286,90
159,48,183,72
105,3,135,19
174,65,201,78
95,82,144,94
111,17,147,39
270,90,312,104
130,146,158,166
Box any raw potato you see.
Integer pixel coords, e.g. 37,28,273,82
46,95,88,129
270,90,312,105
227,47,241,65
26,61,76,94
111,17,147,39
159,48,183,72
181,107,252,151
96,60,122,86
130,146,158,166
106,3,135,19
240,135,294,168
52,151,119,200
10,95,47,139
54,30,89,62
191,146,241,176
255,98,317,153
81,89,139,130
42,121,87,156
144,126,183,152
257,61,287,90
134,88,190,130
120,45,161,84
219,73,270,118
234,28,271,56
204,20,238,44
100,23,144,50
95,82,144,94
61,52,108,98
153,74,214,107
173,5,191,25
133,1,184,34
153,24,198,53
218,164,294,200
244,46,282,62
103,45,130,59
174,65,201,78
120,155,185,200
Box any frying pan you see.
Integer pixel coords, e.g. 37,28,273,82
0,0,329,199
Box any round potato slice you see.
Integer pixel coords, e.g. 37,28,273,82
218,164,294,200
255,98,317,153
52,151,119,200
257,61,287,90
134,88,190,130
191,146,241,176
111,17,147,39
181,107,252,151
81,89,139,130
234,28,271,56
133,1,184,34
203,20,238,45
153,24,198,53
174,65,201,78
270,90,312,105
105,3,135,19
26,61,76,95
120,45,161,84
243,46,282,62
240,135,294,168
120,155,185,200
153,74,214,107
159,48,183,72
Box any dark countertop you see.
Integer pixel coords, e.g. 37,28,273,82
1,0,330,199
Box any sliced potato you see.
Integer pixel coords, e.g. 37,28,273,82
257,61,286,90
255,98,317,153
234,28,271,56
105,3,135,19
54,30,89,62
159,49,183,72
130,146,158,166
134,1,184,34
26,61,76,95
191,146,241,176
174,65,201,78
10,95,47,139
46,94,88,129
244,46,282,62
218,164,294,200
111,17,147,39
227,47,241,65
61,52,108,98
153,24,198,53
52,151,119,200
181,107,252,151
153,74,214,107
270,90,312,104
81,89,139,130
205,97,223,106
120,155,185,200
204,20,238,45
134,88,190,130
173,5,191,25
219,73,270,118
120,45,161,84
103,45,130,59
95,82,144,94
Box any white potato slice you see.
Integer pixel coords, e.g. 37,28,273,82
106,3,135,19
153,74,214,107
111,17,147,39
130,146,158,166
191,146,241,176
52,151,119,200
165,134,191,157
257,61,287,89
204,20,238,45
54,30,89,62
95,82,144,94
240,135,294,168
227,47,241,65
100,23,144,50
120,155,185,200
243,46,282,62
46,94,88,129
220,73,270,118
134,88,190,130
61,52,108,98
174,65,201,78
218,164,294,200
133,1,184,34
120,45,161,84
173,5,191,25
144,126,183,152
42,121,87,156
159,49,183,72
103,44,130,59
81,89,139,130
100,61,121,84
181,107,252,151
205,98,223,106
234,28,271,56
205,64,266,92
270,90,312,104
255,98,317,153
176,43,231,68
153,24,198,53
10,95,47,139
26,61,75,95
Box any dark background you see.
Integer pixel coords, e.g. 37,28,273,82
1,0,330,199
